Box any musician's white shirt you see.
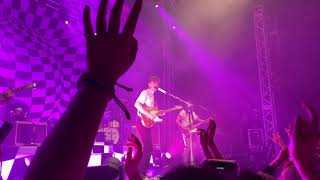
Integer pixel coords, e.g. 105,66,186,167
136,89,155,108
178,110,199,127
136,89,163,125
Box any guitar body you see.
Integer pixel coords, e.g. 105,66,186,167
139,105,183,128
140,113,156,128
181,118,211,135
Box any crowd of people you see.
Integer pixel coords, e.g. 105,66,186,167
1,0,317,179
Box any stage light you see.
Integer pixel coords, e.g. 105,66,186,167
24,157,31,167
151,150,162,167
160,152,172,168
155,4,159,8
146,170,155,178
172,26,176,29
64,20,69,25
164,152,171,159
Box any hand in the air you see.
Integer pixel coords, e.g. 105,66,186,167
290,104,320,180
207,120,217,142
125,134,142,178
197,129,208,148
83,0,142,83
275,146,290,164
197,120,216,147
272,132,286,148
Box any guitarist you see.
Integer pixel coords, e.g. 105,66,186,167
176,104,206,164
134,76,162,175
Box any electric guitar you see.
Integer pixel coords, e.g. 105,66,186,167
140,105,183,128
0,83,36,104
181,117,212,135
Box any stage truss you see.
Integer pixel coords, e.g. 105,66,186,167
254,3,279,161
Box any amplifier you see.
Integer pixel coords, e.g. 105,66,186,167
15,121,47,146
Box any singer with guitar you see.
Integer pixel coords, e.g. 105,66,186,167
134,76,182,175
176,104,209,164
134,76,161,175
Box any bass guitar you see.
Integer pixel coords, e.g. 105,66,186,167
0,83,36,104
181,117,212,135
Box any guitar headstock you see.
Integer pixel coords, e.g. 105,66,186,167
24,82,37,89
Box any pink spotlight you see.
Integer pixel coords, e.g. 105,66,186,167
155,4,159,8
165,152,171,159
64,20,69,25
172,26,176,29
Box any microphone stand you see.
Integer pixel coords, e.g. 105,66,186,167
160,90,211,116
159,90,209,165
186,107,195,165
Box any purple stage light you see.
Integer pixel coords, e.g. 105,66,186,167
146,170,155,177
155,4,159,8
172,26,176,29
64,20,69,25
164,152,171,159
24,157,31,166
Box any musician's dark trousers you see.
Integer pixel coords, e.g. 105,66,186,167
136,118,153,174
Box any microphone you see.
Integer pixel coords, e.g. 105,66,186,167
157,87,167,94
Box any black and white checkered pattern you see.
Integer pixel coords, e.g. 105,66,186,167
0,0,86,123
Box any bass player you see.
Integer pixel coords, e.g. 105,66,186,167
176,103,209,164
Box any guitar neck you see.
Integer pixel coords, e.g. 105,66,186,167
12,86,26,93
1,84,34,97
189,118,211,129
159,107,178,114
192,121,206,128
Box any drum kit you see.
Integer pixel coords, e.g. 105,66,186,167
0,83,45,146
97,95,132,147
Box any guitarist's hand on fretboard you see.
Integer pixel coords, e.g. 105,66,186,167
158,112,166,116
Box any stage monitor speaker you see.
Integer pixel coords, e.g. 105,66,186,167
202,159,238,178
85,157,122,180
85,165,119,180
15,121,47,146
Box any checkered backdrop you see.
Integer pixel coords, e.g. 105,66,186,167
0,0,165,150
0,0,87,124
